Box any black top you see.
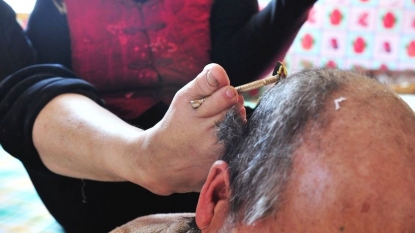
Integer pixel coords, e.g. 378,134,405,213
0,0,316,232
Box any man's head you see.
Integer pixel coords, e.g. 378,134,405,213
196,68,415,233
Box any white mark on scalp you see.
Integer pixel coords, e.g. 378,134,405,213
334,97,347,110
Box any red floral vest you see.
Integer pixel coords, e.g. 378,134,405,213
64,0,213,119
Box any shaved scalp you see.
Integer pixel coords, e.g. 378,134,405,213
216,68,405,225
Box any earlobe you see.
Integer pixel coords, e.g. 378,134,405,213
195,160,230,230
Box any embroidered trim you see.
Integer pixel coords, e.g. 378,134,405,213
52,0,67,15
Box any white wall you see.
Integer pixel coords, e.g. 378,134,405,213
4,0,36,13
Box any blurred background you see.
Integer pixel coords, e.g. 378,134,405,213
4,0,34,27
263,0,415,73
258,0,415,102
7,0,415,73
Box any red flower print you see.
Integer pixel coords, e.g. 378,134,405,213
358,12,369,27
326,60,337,68
407,40,415,57
382,12,396,29
353,37,366,54
330,9,343,25
301,33,314,50
383,41,391,53
330,38,339,49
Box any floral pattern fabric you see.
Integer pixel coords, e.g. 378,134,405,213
259,0,415,72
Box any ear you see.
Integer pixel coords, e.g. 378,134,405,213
195,160,230,230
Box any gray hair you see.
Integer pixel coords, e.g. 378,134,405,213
217,68,381,225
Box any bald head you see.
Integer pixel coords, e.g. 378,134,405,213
211,68,415,232
268,70,415,232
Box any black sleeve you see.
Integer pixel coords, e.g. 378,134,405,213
0,0,36,80
26,0,72,68
0,64,104,171
210,0,317,86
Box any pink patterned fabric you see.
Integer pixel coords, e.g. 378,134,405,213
282,0,415,72
65,0,213,119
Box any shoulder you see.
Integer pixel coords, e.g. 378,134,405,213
110,213,200,233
